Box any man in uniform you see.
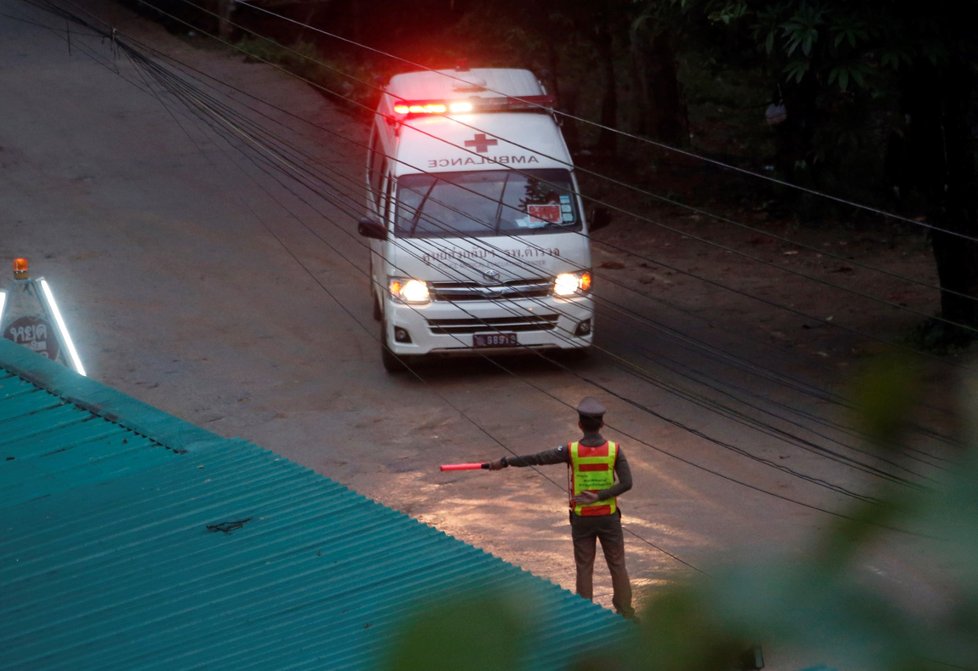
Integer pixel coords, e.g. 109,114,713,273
488,396,635,618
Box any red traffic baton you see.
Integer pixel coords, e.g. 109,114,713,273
440,462,490,471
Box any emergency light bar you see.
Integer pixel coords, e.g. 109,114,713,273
392,94,555,119
393,100,470,115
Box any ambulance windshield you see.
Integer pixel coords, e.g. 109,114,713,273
395,169,580,238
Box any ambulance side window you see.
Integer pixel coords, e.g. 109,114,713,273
383,175,393,225
374,162,389,213
367,128,379,185
368,128,386,211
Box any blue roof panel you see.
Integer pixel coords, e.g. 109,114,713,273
0,339,630,670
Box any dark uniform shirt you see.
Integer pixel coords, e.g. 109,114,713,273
506,431,633,502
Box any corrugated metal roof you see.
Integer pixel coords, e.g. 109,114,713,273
0,339,629,670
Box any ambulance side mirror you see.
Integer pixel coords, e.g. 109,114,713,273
588,207,611,232
358,217,387,240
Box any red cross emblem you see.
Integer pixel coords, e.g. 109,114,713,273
464,133,498,153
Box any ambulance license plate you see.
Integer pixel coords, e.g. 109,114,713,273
473,333,519,348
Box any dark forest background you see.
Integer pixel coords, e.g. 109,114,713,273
129,0,978,340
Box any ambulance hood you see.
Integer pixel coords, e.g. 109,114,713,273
391,231,590,284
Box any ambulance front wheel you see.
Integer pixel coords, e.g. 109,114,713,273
372,291,382,321
381,342,404,372
369,259,381,321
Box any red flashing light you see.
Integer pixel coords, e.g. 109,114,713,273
394,101,448,115
391,95,553,119
12,257,29,280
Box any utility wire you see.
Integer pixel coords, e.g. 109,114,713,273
108,0,978,329
99,2,960,480
230,0,978,246
119,27,940,506
28,2,944,552
83,0,978,385
114,7,960,462
133,0,978,348
111,23,706,574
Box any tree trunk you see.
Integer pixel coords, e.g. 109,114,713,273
631,28,688,144
906,60,978,338
772,76,819,182
593,13,619,155
769,75,824,221
930,66,978,334
214,0,232,40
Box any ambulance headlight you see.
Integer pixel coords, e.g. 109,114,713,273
553,271,592,297
389,277,431,304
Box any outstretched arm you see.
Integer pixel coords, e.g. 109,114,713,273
488,445,568,470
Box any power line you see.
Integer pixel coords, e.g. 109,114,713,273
74,0,977,338
24,0,952,576
101,3,960,484
229,0,978,245
114,6,960,456
111,23,708,574
126,29,941,503
126,0,978,348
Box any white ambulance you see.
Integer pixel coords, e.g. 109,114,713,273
359,67,601,371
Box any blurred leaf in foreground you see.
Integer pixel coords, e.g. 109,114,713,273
381,589,526,671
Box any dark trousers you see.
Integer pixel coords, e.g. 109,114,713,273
570,511,634,617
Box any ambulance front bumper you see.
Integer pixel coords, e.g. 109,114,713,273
383,296,593,356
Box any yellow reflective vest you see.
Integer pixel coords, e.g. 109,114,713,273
569,441,618,516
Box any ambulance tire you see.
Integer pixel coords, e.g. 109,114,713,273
369,260,381,321
372,291,382,321
380,319,406,373
381,343,404,372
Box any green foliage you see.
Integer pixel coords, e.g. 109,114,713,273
830,16,868,51
234,36,376,110
235,35,290,66
706,1,748,24
380,589,528,671
234,35,330,82
780,5,824,58
671,0,978,209
826,62,869,92
845,354,921,450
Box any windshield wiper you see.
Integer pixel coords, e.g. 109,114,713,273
408,181,438,236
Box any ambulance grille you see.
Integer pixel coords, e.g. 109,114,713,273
427,314,559,335
430,279,551,301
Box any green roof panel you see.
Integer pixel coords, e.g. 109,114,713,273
0,339,629,670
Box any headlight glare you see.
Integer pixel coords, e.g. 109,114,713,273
389,277,430,304
553,271,592,297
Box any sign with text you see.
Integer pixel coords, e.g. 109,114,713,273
4,315,60,361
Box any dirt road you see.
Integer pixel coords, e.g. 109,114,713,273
0,1,963,667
